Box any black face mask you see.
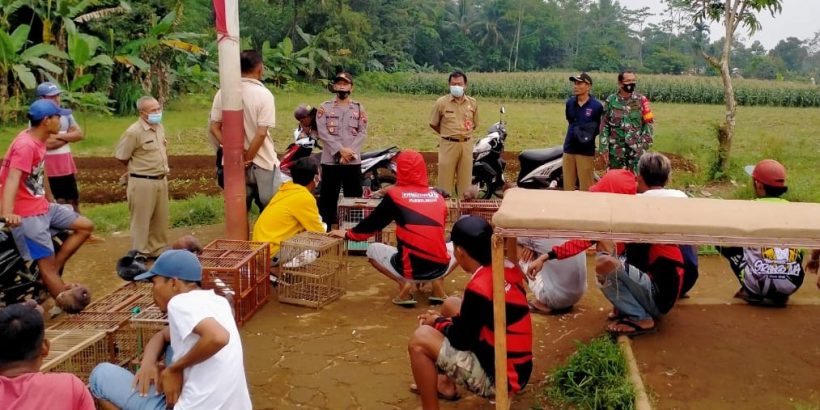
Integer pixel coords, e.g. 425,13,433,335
336,90,350,100
622,83,636,93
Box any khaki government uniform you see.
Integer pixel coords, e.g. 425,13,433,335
430,94,478,196
115,119,169,257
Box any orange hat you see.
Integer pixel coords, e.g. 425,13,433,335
589,169,637,195
744,159,786,188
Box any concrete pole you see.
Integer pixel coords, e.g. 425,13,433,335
213,0,247,239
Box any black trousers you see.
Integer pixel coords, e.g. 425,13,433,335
319,163,362,228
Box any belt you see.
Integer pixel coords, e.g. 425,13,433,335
441,136,470,142
129,173,165,180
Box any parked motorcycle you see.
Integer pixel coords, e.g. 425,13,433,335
471,107,508,199
0,220,66,307
360,146,399,194
516,145,564,189
280,129,322,180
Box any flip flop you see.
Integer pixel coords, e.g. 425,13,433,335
409,384,461,401
607,319,656,337
527,300,551,315
392,297,418,307
428,296,447,305
607,310,625,321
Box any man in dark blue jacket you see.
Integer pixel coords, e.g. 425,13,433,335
563,72,603,191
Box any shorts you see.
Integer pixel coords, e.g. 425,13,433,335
11,203,78,261
366,242,456,283
48,174,79,202
436,338,495,398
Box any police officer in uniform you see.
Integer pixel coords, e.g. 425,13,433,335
115,95,169,258
316,72,368,228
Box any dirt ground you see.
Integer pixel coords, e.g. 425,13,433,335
59,222,820,409
73,151,695,203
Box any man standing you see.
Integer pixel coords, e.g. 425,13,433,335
599,70,654,172
35,82,84,212
0,100,94,310
115,96,169,259
210,50,279,211
316,71,367,227
90,250,252,409
430,70,478,198
563,73,603,191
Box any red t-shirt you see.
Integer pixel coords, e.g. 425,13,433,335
0,130,49,217
0,372,95,410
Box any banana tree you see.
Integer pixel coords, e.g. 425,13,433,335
29,0,131,45
65,24,112,91
115,3,205,104
0,24,67,121
0,0,27,30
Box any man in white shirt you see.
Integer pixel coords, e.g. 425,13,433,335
210,50,280,212
89,250,251,410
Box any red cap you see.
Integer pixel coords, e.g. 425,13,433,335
589,169,637,195
744,159,786,188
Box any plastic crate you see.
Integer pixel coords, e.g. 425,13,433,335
84,282,154,314
129,307,168,356
459,199,502,222
41,329,109,383
199,239,271,326
278,232,345,309
47,312,134,366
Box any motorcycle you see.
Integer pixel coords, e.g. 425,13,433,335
471,107,508,199
279,128,322,180
360,146,399,194
0,220,66,308
516,145,564,189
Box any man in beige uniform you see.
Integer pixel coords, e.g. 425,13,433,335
429,70,478,198
116,96,169,258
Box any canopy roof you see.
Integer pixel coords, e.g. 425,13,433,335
492,188,820,248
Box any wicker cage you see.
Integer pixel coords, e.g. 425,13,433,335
47,312,133,366
278,232,345,308
84,282,154,314
199,239,271,326
459,199,502,222
129,307,168,357
41,329,109,383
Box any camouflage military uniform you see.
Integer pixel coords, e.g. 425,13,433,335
599,93,654,172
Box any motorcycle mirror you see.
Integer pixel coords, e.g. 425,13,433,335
499,106,506,114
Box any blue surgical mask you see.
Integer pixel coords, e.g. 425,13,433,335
450,85,464,98
147,112,163,124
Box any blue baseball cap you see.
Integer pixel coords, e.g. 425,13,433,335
134,250,202,282
28,99,71,121
36,82,62,97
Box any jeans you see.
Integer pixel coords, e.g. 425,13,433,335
599,260,660,321
89,363,166,410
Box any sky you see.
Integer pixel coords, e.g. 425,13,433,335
618,0,820,50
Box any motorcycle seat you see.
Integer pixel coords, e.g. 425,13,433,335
360,146,398,160
518,147,563,163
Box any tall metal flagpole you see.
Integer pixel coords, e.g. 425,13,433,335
213,0,247,239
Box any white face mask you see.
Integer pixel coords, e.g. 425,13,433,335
450,85,464,98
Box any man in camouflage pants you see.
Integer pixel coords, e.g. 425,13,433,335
598,71,654,172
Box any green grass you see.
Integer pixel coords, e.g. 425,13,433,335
3,85,818,202
84,194,225,234
544,336,634,410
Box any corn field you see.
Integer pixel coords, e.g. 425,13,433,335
362,72,820,107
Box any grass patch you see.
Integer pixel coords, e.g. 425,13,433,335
544,336,634,410
84,194,225,234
